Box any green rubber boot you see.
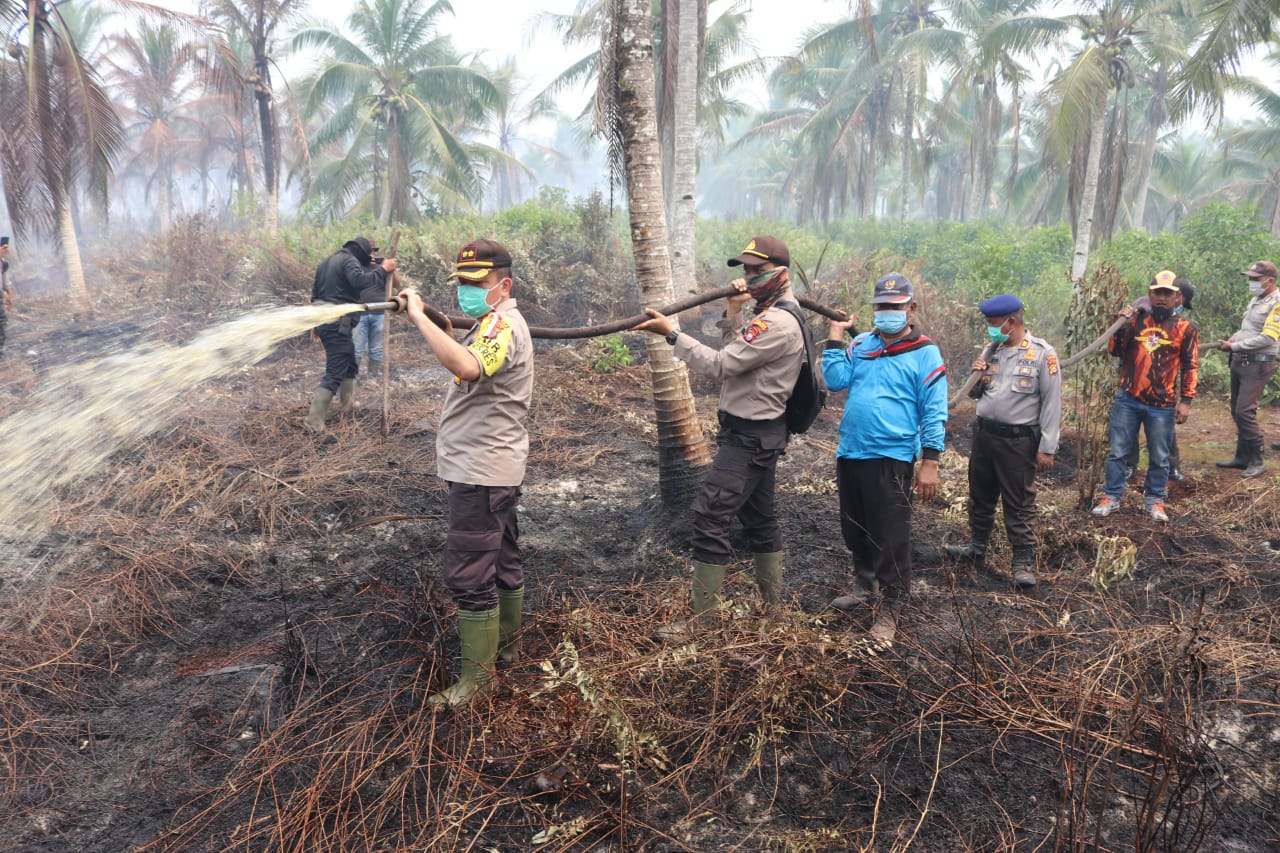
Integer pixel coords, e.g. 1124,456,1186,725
428,607,499,708
657,560,727,641
752,551,784,610
366,358,384,384
336,378,355,411
497,586,525,664
690,560,728,618
303,388,334,433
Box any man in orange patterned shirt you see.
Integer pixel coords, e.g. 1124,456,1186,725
1092,272,1199,522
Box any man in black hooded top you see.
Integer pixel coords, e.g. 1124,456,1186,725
305,236,397,432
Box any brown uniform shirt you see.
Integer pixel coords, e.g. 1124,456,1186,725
436,297,534,487
674,294,804,420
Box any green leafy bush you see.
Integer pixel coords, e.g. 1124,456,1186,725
590,334,635,373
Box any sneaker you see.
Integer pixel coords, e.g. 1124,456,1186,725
1149,502,1168,522
1091,497,1118,517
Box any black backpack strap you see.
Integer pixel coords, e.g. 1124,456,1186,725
778,303,816,371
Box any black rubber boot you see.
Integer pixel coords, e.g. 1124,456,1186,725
1217,438,1248,469
1242,441,1267,479
943,541,987,571
1011,548,1037,590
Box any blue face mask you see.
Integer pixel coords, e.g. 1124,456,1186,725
457,282,498,317
874,310,908,334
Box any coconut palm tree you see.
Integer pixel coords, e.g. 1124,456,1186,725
0,0,126,321
1045,0,1148,282
292,0,501,223
202,0,306,236
597,0,710,507
104,22,210,233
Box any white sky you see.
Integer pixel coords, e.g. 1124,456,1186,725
156,0,847,107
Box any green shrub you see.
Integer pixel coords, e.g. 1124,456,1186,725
590,334,635,373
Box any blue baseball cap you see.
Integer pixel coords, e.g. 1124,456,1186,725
872,273,914,305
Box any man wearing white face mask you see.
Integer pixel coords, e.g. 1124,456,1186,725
398,239,534,707
945,294,1060,589
1216,260,1280,478
823,273,947,647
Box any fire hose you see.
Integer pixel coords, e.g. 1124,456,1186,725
352,285,850,339
348,294,1175,411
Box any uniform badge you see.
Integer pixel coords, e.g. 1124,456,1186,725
742,317,769,343
1047,354,1059,375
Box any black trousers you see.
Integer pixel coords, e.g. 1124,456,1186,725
442,482,523,611
316,319,358,394
689,416,786,565
1229,357,1278,446
837,457,913,599
967,428,1037,550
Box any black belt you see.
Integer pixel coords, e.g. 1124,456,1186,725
977,417,1039,439
719,411,786,432
1235,352,1278,363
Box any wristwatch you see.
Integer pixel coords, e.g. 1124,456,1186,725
665,329,680,346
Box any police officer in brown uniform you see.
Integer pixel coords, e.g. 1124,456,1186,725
945,294,1061,589
1216,260,1280,478
633,236,805,629
399,240,534,707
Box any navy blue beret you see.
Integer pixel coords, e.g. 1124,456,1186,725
979,293,1023,317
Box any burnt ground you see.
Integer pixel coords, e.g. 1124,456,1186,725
1,296,1279,852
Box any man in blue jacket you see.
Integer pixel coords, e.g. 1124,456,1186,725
822,273,947,646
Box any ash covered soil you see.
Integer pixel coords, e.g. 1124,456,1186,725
1,305,1279,852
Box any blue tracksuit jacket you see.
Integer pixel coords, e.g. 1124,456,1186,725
821,328,948,464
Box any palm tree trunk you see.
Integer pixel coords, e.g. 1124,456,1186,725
668,0,699,299
1128,126,1157,232
253,7,279,238
158,170,172,234
59,204,93,322
616,0,711,508
1004,81,1021,217
1071,105,1106,283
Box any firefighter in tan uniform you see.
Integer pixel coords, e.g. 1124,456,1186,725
399,239,534,707
1215,260,1280,478
945,294,1061,590
633,236,804,632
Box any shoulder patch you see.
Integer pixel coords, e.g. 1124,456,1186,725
1047,354,1059,375
742,317,769,344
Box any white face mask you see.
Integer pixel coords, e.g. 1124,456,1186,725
1249,279,1264,296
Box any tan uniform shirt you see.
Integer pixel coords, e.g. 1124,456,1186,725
974,333,1062,455
674,294,804,420
1230,290,1280,355
436,297,534,486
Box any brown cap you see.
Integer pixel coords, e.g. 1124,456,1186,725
1149,270,1178,291
450,239,513,282
727,236,790,268
1243,260,1278,280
